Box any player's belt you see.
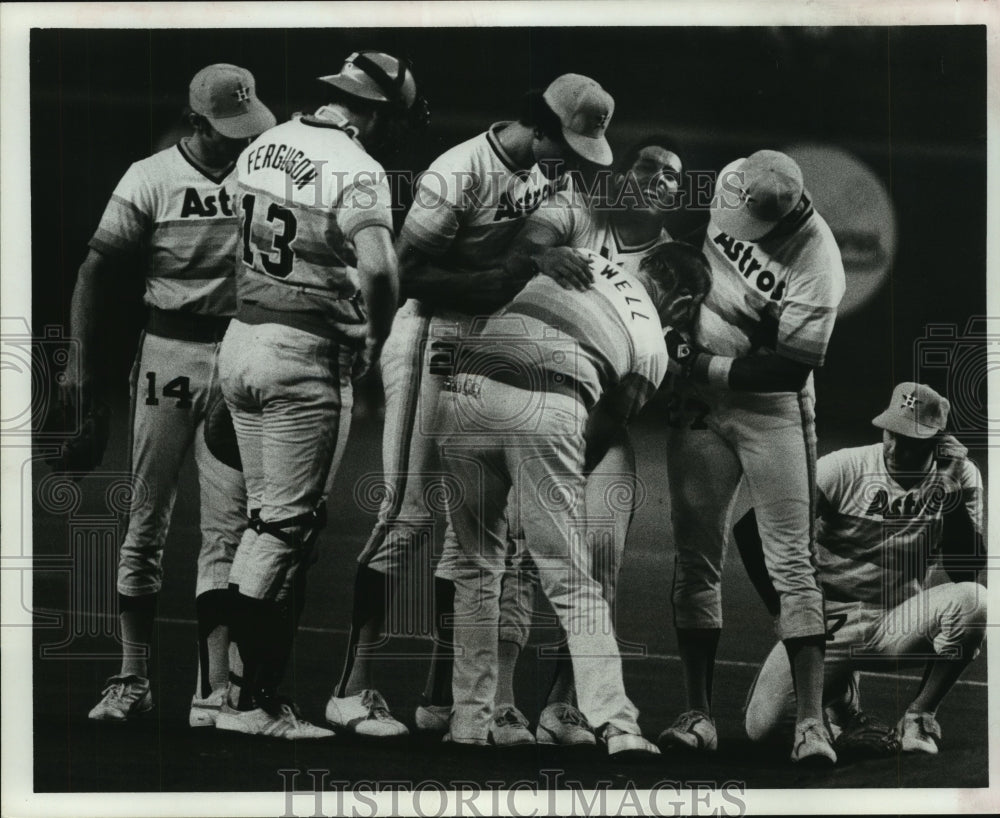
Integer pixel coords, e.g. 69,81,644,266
145,307,231,343
463,367,594,412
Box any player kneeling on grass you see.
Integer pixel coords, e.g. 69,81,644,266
738,382,986,758
78,65,275,726
213,51,427,739
437,242,710,757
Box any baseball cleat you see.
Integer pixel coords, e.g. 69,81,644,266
657,709,718,752
325,689,409,737
897,711,941,754
88,675,153,721
415,703,451,733
489,705,535,746
601,725,661,759
189,686,228,728
536,702,597,746
791,717,837,764
216,700,334,739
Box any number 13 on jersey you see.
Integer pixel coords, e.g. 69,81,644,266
240,193,298,279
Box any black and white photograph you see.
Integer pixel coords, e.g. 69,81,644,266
1,2,997,816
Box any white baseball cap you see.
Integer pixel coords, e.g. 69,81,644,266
872,382,950,440
189,64,276,140
711,150,805,241
543,74,615,166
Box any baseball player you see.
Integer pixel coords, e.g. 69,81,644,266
327,74,616,742
658,150,846,764
214,51,427,739
490,137,690,745
77,65,275,725
439,242,711,755
740,382,986,755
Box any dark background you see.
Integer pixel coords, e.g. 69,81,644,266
30,25,988,448
27,26,989,793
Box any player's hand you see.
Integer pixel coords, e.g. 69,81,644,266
665,328,696,377
535,247,593,291
58,356,93,409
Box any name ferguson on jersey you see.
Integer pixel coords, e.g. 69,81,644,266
244,142,320,191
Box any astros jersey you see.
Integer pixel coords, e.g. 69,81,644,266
232,115,393,339
697,198,845,368
89,142,239,316
526,188,672,276
467,253,668,419
813,441,984,606
402,123,569,297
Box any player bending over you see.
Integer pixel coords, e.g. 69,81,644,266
214,51,427,739
439,242,711,757
326,74,615,742
482,136,693,745
739,382,986,757
78,65,275,725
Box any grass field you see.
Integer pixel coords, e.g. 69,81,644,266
30,400,989,794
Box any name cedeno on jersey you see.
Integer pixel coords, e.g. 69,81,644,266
180,187,234,218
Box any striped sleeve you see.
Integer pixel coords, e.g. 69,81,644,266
338,171,394,241
776,244,845,366
88,162,152,256
523,189,578,246
400,152,474,258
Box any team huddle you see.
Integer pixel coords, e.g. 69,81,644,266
68,51,986,766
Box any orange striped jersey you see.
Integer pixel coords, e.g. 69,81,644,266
467,251,667,419
525,188,672,275
402,123,570,290
88,142,239,316
814,440,984,606
697,196,845,368
232,115,393,339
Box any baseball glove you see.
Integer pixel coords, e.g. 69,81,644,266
204,391,242,471
832,711,901,759
44,398,111,475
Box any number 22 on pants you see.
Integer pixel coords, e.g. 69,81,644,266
145,372,193,409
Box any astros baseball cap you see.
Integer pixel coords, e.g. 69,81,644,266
543,74,615,167
189,64,276,140
711,150,805,241
872,382,950,439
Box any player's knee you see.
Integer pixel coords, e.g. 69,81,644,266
744,694,779,742
951,581,987,624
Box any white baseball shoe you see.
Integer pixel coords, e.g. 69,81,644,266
791,717,837,764
601,725,661,758
325,689,409,737
415,703,451,733
489,705,535,746
658,709,718,752
897,711,941,754
536,703,597,746
189,687,228,728
88,675,153,721
216,700,334,739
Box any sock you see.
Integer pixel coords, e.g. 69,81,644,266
195,589,230,698
336,565,391,697
495,640,521,707
119,593,157,679
676,627,721,714
424,577,456,706
545,642,576,707
783,635,827,724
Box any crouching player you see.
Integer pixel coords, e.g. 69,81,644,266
739,382,986,757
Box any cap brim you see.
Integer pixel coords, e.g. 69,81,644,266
563,129,613,166
871,411,941,439
209,102,276,139
711,198,778,242
318,74,387,103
